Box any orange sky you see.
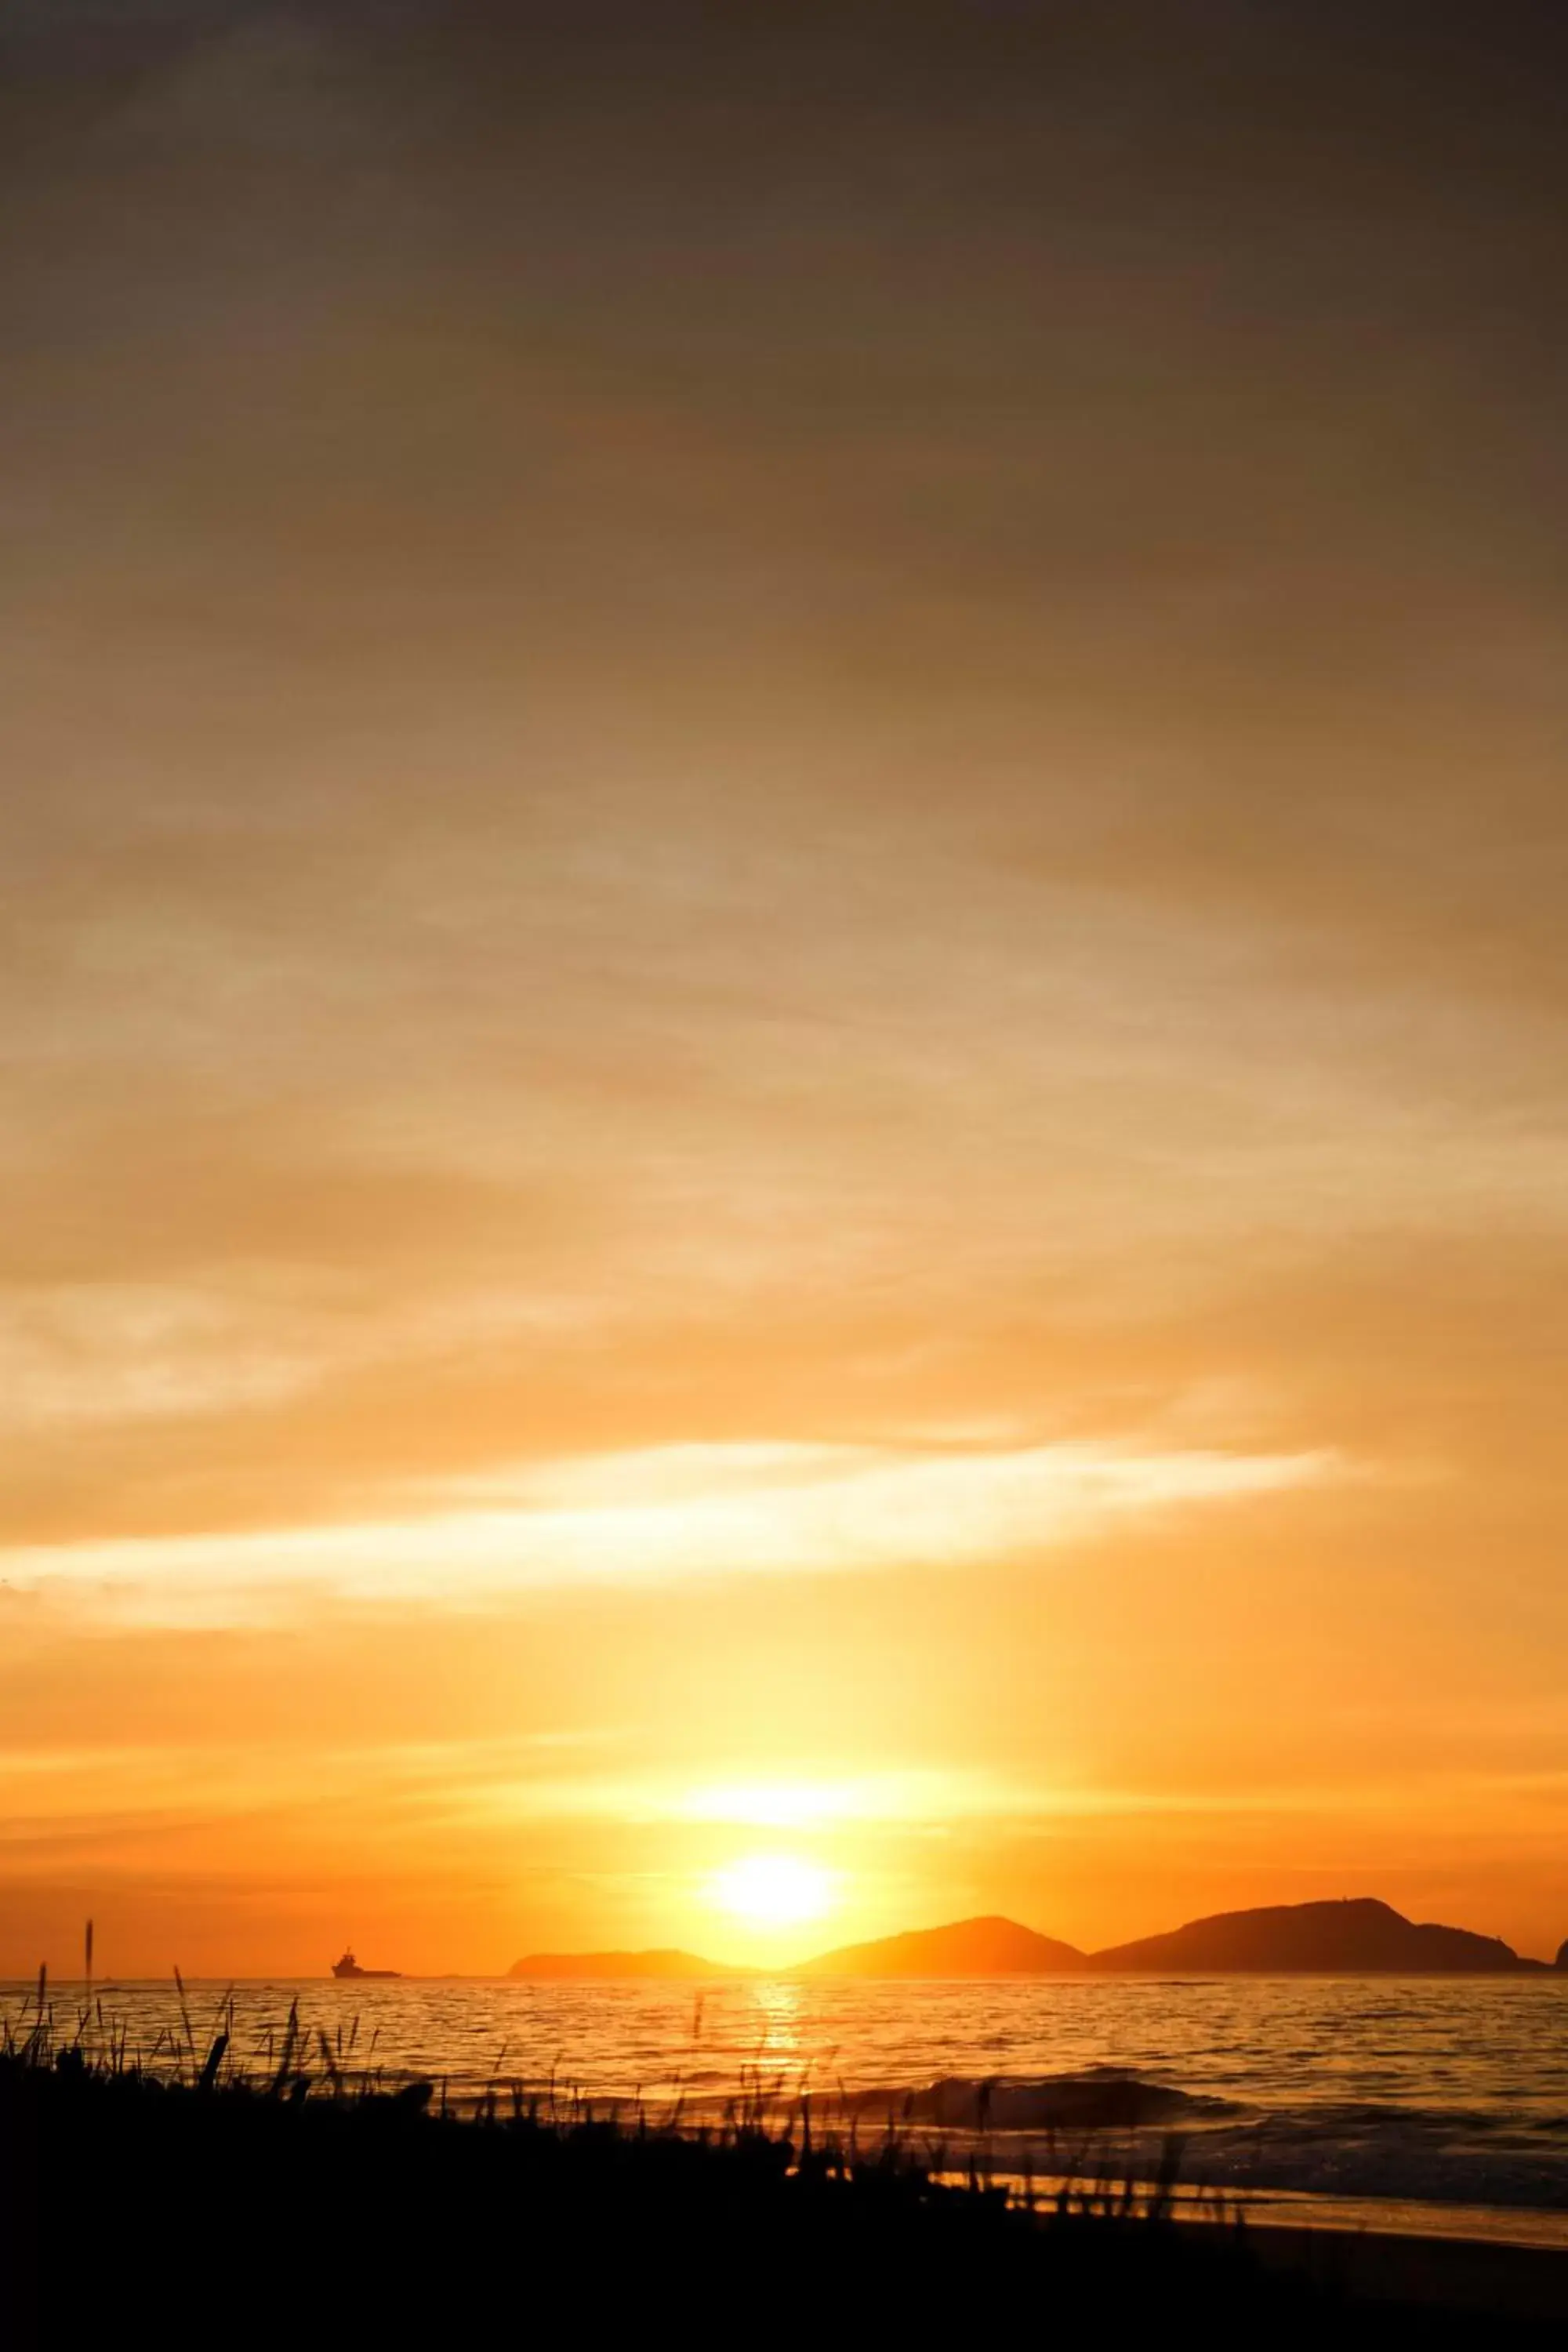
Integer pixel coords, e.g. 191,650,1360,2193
4,2,1567,1976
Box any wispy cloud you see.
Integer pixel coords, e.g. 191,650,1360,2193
1,1436,1338,1628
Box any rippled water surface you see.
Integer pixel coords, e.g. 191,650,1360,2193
10,1973,1568,2239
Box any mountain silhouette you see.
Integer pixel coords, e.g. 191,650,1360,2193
507,1896,1554,1978
794,1915,1087,1977
1086,1896,1538,1974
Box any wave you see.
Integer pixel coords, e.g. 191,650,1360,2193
848,2067,1240,2131
826,2076,1568,2212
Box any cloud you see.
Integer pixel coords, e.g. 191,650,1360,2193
0,1436,1337,1628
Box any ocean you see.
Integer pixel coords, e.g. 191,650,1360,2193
12,1973,1568,2245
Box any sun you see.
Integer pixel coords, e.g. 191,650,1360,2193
710,1852,833,1930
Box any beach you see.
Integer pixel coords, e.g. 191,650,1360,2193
13,1971,1563,2238
8,1969,1568,2342
6,2013,1568,2349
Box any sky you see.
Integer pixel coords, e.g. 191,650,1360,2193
3,1,1567,1976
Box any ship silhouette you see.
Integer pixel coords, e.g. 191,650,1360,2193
331,1948,401,1980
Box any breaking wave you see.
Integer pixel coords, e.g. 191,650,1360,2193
848,2066,1240,2131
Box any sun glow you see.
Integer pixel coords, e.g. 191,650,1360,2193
709,1852,834,1930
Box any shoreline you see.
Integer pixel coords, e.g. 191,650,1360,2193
972,2170,1568,2256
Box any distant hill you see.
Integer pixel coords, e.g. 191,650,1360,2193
508,1897,1555,1980
507,1948,735,1980
1087,1897,1540,1974
794,1915,1087,1977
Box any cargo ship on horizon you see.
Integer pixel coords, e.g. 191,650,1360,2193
331,1949,401,1980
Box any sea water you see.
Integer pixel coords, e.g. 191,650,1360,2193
9,1973,1568,2244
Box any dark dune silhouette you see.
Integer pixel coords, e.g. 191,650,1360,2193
1086,1896,1541,1975
793,1914,1087,1977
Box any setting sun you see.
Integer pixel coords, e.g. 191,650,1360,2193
709,1853,835,1930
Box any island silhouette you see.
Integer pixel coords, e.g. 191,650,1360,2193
510,1896,1568,1978
796,1915,1087,1977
